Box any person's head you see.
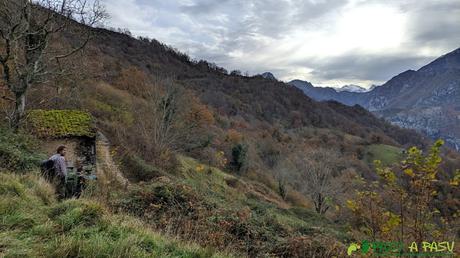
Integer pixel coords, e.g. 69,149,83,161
56,145,67,156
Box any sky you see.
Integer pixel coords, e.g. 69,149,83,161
100,0,460,88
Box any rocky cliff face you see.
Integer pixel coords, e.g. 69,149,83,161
290,48,460,150
381,107,460,151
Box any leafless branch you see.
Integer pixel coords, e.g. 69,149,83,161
0,0,106,127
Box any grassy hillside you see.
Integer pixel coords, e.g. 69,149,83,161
108,155,348,257
0,172,228,258
364,144,403,167
0,126,348,257
0,128,228,257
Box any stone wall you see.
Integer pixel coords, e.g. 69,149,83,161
42,137,96,171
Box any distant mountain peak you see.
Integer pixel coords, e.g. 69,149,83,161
335,84,368,93
261,72,277,80
288,79,316,90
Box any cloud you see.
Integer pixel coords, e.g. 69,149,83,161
306,54,431,82
406,1,460,49
100,0,460,87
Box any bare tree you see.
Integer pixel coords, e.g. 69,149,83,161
0,0,106,128
134,79,212,162
146,80,184,156
291,148,344,215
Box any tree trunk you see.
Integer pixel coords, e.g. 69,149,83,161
315,193,323,214
12,92,26,130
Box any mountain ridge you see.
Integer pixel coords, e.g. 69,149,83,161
289,48,460,150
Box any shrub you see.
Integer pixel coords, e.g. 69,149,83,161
121,153,163,181
278,179,287,200
226,129,243,144
0,127,44,172
285,190,311,208
348,140,459,242
230,143,248,173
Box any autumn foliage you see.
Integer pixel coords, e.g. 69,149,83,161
347,140,459,244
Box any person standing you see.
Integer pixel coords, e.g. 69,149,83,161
49,146,68,199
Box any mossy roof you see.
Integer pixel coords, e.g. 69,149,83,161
26,109,96,138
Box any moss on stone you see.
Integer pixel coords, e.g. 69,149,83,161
26,110,96,138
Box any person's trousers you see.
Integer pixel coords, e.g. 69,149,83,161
53,175,66,200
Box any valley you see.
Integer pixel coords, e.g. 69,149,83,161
289,48,460,150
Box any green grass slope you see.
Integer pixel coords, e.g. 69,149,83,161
0,172,228,258
0,127,349,257
0,128,228,258
364,144,404,167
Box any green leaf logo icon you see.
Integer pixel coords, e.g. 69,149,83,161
347,243,360,256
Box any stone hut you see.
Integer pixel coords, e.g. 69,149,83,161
26,109,97,174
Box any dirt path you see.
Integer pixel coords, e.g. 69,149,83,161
96,132,129,193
